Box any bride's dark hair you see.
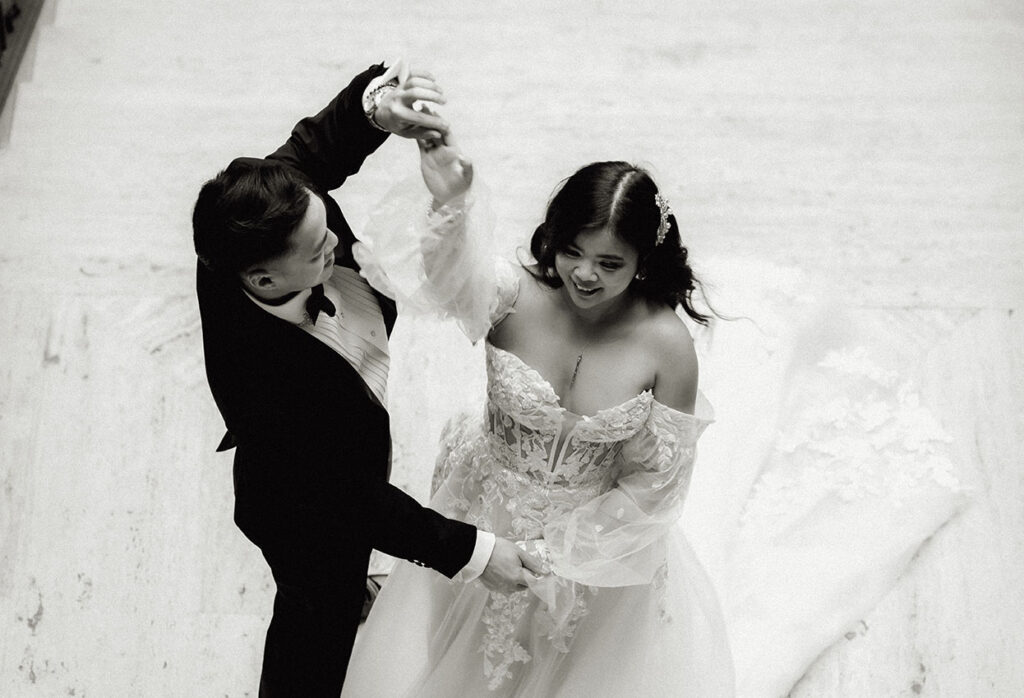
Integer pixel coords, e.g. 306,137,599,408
528,161,711,324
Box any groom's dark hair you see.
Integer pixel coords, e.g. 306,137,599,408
193,158,316,274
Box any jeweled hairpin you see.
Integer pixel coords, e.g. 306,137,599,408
654,192,673,246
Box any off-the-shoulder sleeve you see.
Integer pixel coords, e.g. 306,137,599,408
542,396,715,588
352,177,519,342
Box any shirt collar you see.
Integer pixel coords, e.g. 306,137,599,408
244,286,313,325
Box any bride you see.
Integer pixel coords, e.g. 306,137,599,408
341,130,735,696
343,119,967,695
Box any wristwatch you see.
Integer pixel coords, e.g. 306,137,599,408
362,78,400,132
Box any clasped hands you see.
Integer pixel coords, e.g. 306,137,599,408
480,538,552,594
372,61,472,207
372,60,450,142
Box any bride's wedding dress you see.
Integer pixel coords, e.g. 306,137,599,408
341,181,968,697
345,340,734,696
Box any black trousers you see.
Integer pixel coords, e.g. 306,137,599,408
237,506,371,698
257,573,367,697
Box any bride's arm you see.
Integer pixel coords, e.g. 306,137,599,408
540,400,711,587
418,131,473,210
520,396,712,639
353,133,519,342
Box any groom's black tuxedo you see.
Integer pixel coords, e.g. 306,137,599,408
195,64,477,696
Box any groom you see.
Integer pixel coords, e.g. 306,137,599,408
192,61,541,696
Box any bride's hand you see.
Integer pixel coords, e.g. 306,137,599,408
515,539,552,574
481,538,547,592
418,119,473,207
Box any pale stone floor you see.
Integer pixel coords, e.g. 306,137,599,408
0,0,1021,695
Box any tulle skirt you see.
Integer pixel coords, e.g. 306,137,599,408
343,524,734,697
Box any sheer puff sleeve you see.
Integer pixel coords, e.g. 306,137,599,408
521,396,715,641
352,177,519,342
541,394,715,588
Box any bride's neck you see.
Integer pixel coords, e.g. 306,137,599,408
559,288,636,331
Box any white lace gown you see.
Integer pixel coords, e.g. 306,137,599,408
342,183,734,696
343,344,734,696
342,180,968,697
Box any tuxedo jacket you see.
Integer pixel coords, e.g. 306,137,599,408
196,64,476,583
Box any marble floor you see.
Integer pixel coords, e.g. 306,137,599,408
0,0,1021,695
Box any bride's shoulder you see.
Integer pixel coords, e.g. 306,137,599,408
641,304,698,412
640,304,695,350
489,262,553,338
510,262,559,305
512,261,538,284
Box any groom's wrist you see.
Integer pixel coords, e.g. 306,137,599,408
451,530,495,583
363,78,399,132
363,60,403,131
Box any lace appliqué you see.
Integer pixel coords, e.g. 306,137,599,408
535,581,593,652
479,580,593,689
652,562,672,623
432,412,483,501
480,590,533,690
485,345,650,485
741,346,962,533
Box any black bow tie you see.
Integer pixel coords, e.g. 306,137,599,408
305,284,336,325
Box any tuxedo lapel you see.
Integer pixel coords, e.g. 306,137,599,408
201,261,390,401
197,263,386,447
375,291,398,336
253,298,386,412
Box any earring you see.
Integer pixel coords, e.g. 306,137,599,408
635,271,647,281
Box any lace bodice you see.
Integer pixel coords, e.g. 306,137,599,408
485,344,653,489
433,337,715,579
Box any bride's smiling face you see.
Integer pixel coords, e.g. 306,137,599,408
554,226,639,310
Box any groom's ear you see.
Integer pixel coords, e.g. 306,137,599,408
240,267,275,293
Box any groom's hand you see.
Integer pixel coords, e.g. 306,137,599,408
480,538,546,593
374,62,450,141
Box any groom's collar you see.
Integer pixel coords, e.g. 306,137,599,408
244,286,313,326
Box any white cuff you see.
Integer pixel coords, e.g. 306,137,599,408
453,530,495,582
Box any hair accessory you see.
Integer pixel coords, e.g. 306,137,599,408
654,193,673,246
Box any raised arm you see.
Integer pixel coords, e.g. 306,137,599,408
354,131,519,342
267,61,451,192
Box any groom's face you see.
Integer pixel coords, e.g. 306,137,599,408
250,191,339,294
